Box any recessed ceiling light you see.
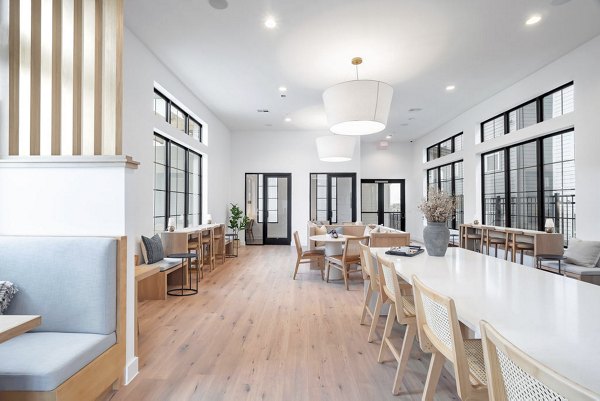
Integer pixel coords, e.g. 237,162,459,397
408,108,422,112
408,117,415,121
446,85,456,91
208,0,228,10
284,117,292,122
401,123,409,126
278,86,287,92
526,15,542,25
264,16,277,29
385,134,392,139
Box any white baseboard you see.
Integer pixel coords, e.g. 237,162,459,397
124,357,139,385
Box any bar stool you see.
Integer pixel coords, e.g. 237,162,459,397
201,228,215,272
462,225,482,252
213,224,226,264
504,229,533,264
481,227,505,257
187,232,204,279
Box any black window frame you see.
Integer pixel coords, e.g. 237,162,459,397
309,173,357,224
153,132,202,231
426,160,464,230
426,132,463,162
480,82,574,143
481,128,575,245
154,88,203,143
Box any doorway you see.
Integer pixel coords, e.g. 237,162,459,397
361,179,405,230
310,173,357,224
245,173,292,245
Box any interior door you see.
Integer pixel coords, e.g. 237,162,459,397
245,173,291,245
361,179,405,230
310,173,357,224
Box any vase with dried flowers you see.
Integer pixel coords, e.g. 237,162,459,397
418,188,456,256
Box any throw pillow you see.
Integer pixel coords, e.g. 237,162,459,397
314,225,327,247
363,225,373,237
564,238,600,268
141,234,165,264
0,281,18,314
140,240,149,264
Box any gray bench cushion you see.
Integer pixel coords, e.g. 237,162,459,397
0,236,117,334
0,332,116,391
148,257,181,272
543,261,600,276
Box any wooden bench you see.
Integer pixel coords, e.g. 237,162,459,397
135,256,187,301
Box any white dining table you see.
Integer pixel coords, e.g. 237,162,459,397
309,234,354,280
371,246,600,395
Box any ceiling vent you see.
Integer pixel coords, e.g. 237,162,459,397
257,109,269,113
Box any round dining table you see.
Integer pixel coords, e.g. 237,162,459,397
308,234,354,280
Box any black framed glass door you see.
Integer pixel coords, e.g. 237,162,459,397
310,173,357,224
361,179,405,230
245,173,292,245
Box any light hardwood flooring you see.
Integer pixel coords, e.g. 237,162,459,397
110,245,459,401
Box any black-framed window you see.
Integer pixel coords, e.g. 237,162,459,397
481,82,574,142
309,173,356,224
426,133,463,162
153,133,202,232
426,160,464,229
153,88,203,143
482,129,575,245
266,176,278,223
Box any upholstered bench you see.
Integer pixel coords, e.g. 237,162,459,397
541,261,600,285
0,236,125,401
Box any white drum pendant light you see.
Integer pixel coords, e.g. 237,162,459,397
316,135,356,162
323,57,393,136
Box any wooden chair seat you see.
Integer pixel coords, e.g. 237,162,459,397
514,241,534,249
326,236,369,290
293,231,325,280
302,249,324,257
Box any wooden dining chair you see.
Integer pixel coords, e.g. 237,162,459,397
358,243,387,343
481,227,505,257
480,320,599,401
201,228,215,272
412,275,488,401
504,229,533,264
213,224,226,264
462,226,482,252
377,255,418,395
292,231,325,280
325,236,369,290
187,232,204,279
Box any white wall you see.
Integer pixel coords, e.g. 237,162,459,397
407,34,600,241
122,28,233,380
229,130,360,245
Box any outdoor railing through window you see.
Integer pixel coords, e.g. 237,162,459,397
483,194,575,246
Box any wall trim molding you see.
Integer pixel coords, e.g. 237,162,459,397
0,154,139,169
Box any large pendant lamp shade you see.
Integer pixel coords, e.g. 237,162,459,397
316,135,356,162
322,57,394,136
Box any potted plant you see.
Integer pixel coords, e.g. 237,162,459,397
228,203,250,239
418,188,455,256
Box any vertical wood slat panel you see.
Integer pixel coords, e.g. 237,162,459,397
72,0,82,155
18,0,31,156
51,0,62,155
39,0,54,155
102,0,122,155
30,0,41,155
8,0,20,155
94,0,103,155
60,0,73,155
81,0,95,155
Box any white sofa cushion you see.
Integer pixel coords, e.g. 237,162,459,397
564,238,600,268
543,261,600,276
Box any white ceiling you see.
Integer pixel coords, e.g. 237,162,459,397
125,0,600,142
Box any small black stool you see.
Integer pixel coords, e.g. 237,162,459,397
536,254,567,276
167,253,199,296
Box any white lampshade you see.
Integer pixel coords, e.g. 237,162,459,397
545,218,554,228
205,214,213,224
316,136,356,162
323,80,393,135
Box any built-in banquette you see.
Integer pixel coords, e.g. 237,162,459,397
307,222,410,248
0,236,126,401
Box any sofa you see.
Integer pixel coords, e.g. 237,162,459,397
539,238,600,286
307,222,410,249
0,236,126,401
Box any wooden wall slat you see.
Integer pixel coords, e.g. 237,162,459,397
51,0,62,155
30,0,41,155
18,0,31,156
72,0,82,155
39,0,54,155
102,0,121,155
81,0,95,155
60,0,73,155
94,0,103,155
8,0,20,156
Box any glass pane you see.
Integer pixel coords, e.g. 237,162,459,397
440,139,452,157
454,134,463,152
384,183,401,212
361,212,378,225
188,118,201,141
153,92,167,119
361,183,378,212
563,85,574,114
335,177,353,224
154,191,165,217
508,101,537,132
266,177,288,238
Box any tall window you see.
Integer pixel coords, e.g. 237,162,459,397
153,88,203,143
426,133,463,161
482,129,575,245
427,160,464,229
481,82,574,142
153,133,202,232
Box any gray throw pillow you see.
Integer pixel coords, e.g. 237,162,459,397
141,234,164,264
564,238,600,268
0,281,18,314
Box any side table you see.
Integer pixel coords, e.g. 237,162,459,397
536,254,567,276
167,253,199,296
226,233,239,257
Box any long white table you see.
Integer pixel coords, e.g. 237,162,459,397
372,246,600,395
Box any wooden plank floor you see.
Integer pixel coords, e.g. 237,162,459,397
110,245,459,401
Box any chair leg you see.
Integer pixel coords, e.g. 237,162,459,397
319,258,325,281
378,306,396,363
494,243,499,257
293,258,301,280
392,322,417,395
360,285,373,325
325,261,331,283
368,294,383,343
520,249,524,265
422,351,446,401
342,263,349,290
